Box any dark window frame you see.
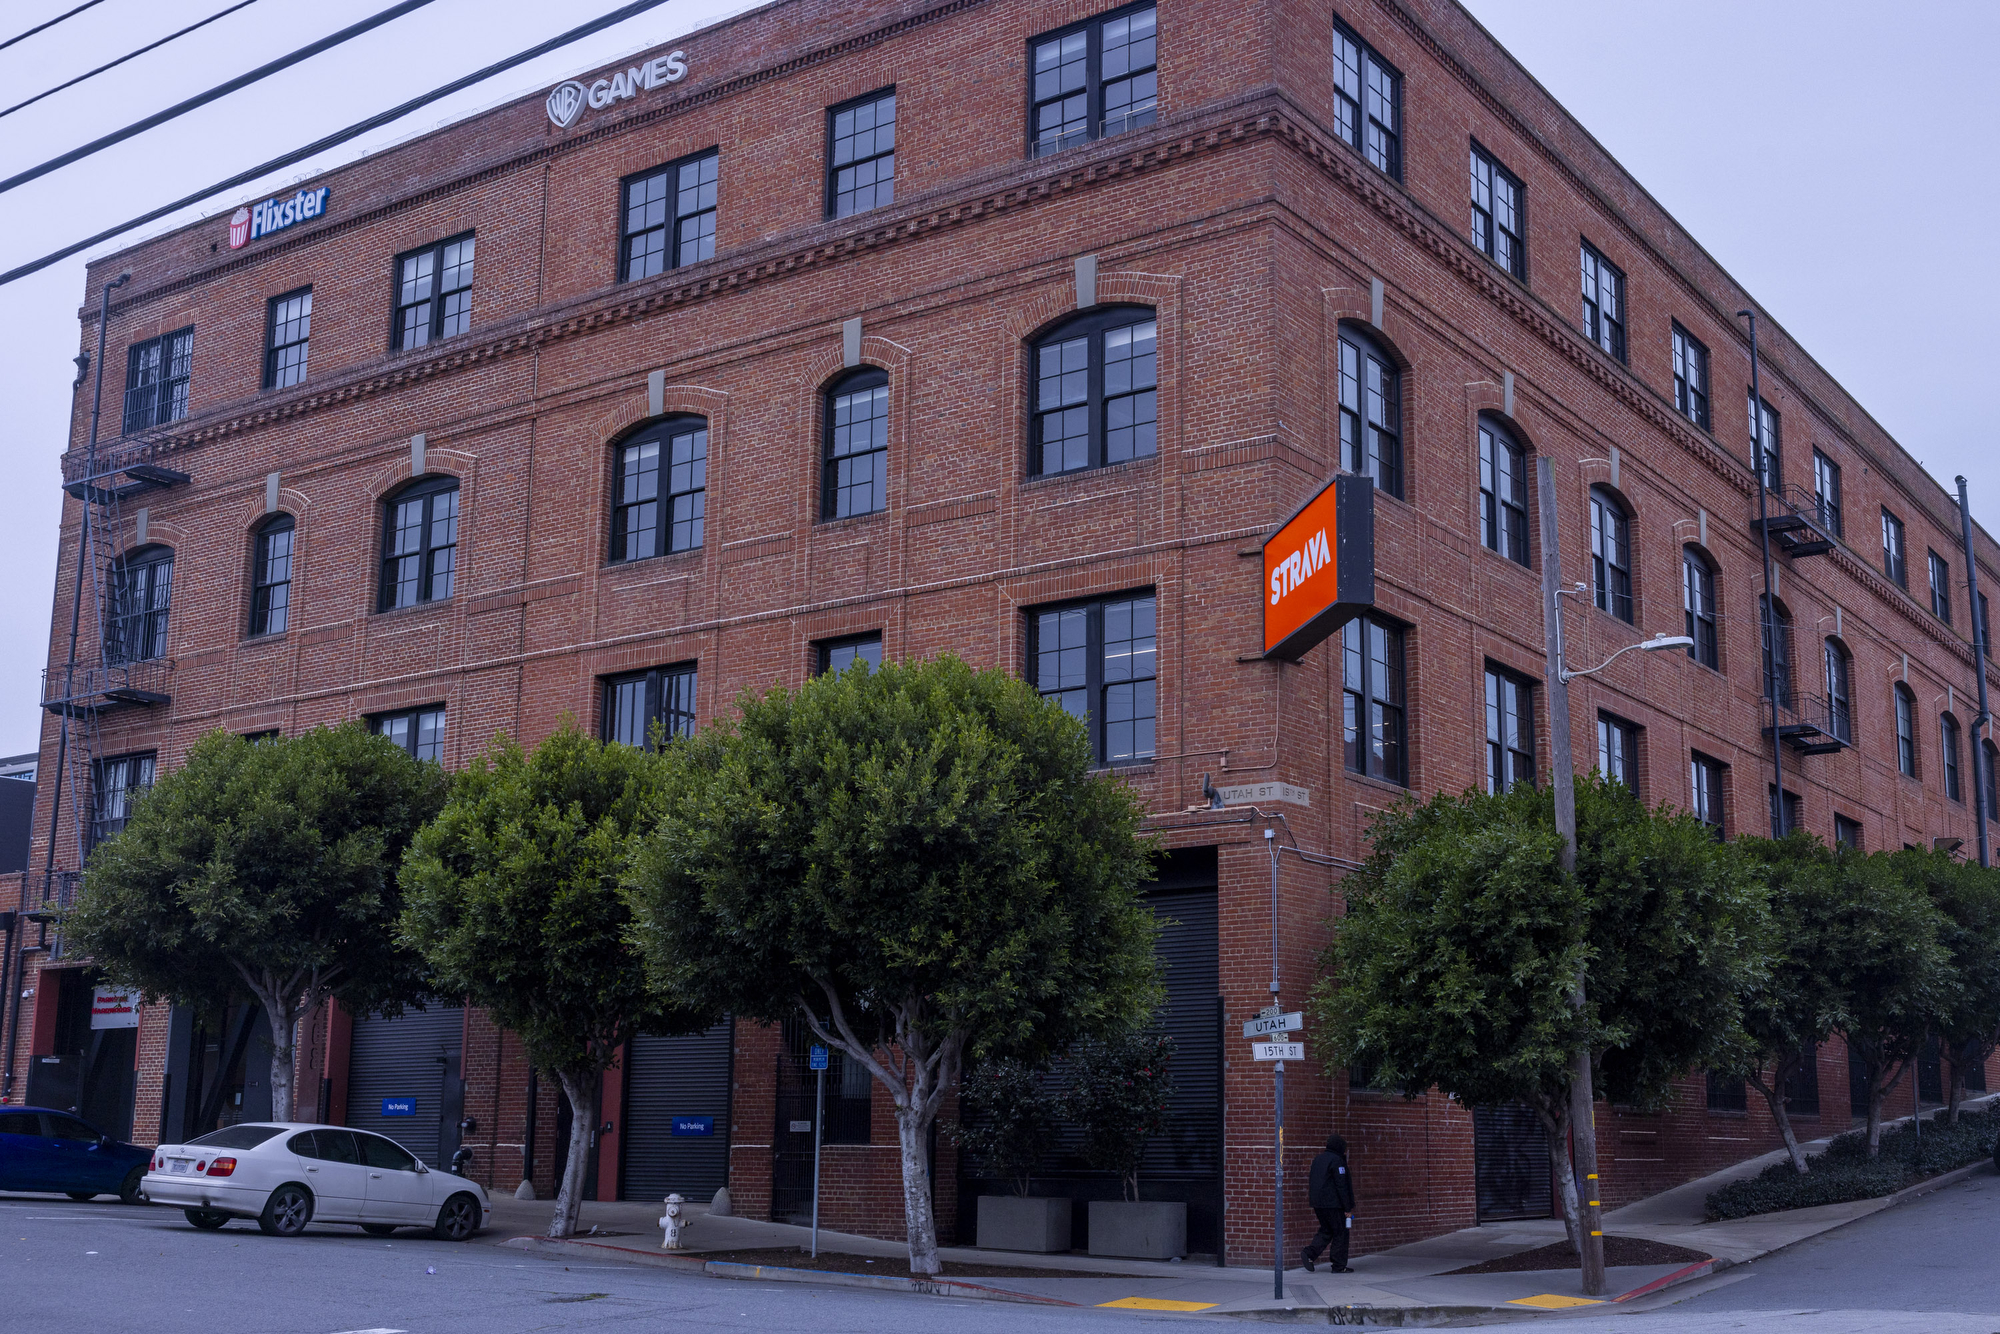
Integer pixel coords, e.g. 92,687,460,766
1812,448,1843,536
620,149,719,283
1029,305,1159,478
611,416,708,563
1478,415,1529,565
1834,815,1862,851
1484,663,1536,794
1942,712,1963,802
1929,550,1953,624
1027,591,1158,767
372,705,445,763
90,751,156,853
1690,751,1726,835
390,232,474,352
602,663,698,750
1894,682,1918,778
1770,784,1803,836
1026,1,1159,159
1597,712,1639,791
816,633,883,676
1985,738,1999,824
1683,546,1719,670
1749,394,1781,490
263,286,312,390
1331,14,1402,179
1761,595,1794,712
1580,240,1626,363
377,476,460,612
1336,321,1403,497
1468,140,1525,280
121,326,193,434
823,367,890,518
249,514,295,637
1823,637,1853,744
1341,613,1408,786
1671,323,1710,430
826,87,897,219
107,543,173,665
1590,487,1634,624
1881,508,1907,588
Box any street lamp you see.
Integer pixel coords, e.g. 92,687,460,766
1560,634,1695,684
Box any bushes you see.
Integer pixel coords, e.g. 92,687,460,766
1707,1108,2000,1219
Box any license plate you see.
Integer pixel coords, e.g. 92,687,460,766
169,1159,192,1175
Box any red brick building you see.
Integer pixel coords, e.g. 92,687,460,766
5,0,1997,1264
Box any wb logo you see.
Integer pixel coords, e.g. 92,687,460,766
545,81,587,128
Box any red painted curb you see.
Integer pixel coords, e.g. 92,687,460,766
1613,1257,1716,1303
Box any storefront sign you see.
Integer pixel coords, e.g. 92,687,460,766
380,1097,417,1117
1262,474,1374,662
89,987,139,1030
545,50,687,128
672,1116,714,1136
228,187,329,250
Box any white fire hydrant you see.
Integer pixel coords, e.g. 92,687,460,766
659,1193,692,1250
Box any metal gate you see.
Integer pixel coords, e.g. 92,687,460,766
1473,1102,1552,1221
620,1020,734,1202
345,1005,463,1167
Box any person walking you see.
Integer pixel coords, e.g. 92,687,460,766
1301,1133,1355,1273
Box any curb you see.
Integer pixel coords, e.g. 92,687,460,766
1611,1257,1718,1303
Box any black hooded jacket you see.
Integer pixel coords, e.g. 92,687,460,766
1308,1135,1355,1212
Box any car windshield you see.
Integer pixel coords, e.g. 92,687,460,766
187,1125,285,1149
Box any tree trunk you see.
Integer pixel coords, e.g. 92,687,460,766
1535,1100,1580,1257
248,987,298,1123
549,1070,598,1240
1865,1058,1904,1157
1748,1055,1809,1174
896,1104,941,1276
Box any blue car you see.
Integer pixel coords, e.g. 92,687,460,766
0,1107,152,1204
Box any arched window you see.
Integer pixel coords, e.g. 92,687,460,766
1941,713,1963,802
1760,596,1793,711
249,515,295,636
1683,547,1718,669
380,476,459,610
1336,323,1401,496
106,544,172,664
1590,487,1632,623
612,416,707,561
1894,683,1918,777
824,368,889,518
1031,307,1157,477
1478,416,1527,564
1822,638,1852,744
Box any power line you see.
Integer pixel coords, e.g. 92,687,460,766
0,0,107,54
0,0,442,197
0,0,684,289
1,0,263,123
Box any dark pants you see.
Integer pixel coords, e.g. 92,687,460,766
1305,1206,1349,1267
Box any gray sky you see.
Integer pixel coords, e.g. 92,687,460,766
0,0,1993,757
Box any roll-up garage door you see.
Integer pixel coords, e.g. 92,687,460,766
346,1005,463,1168
1473,1102,1552,1221
621,1019,733,1202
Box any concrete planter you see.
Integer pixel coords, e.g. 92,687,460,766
1087,1199,1186,1260
975,1195,1072,1253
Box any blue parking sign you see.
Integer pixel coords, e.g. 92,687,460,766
809,1045,828,1071
381,1097,416,1117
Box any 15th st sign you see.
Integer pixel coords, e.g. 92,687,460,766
547,50,688,128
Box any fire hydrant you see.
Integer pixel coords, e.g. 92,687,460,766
659,1193,691,1250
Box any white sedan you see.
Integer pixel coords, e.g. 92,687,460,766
143,1123,488,1240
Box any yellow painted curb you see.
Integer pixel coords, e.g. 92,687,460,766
1097,1297,1220,1312
1509,1293,1605,1309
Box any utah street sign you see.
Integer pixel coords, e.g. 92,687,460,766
1242,1011,1304,1038
1252,1042,1305,1062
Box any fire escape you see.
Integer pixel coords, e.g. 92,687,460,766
1754,485,1849,759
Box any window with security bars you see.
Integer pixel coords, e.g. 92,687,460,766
1580,242,1625,362
1813,449,1842,536
1894,683,1917,777
264,288,311,390
1760,596,1793,711
1029,4,1158,157
1331,16,1400,177
1030,594,1156,765
1337,324,1401,496
1484,665,1534,794
392,233,473,351
106,545,172,664
1690,752,1725,836
1683,547,1718,669
1032,308,1157,476
827,90,895,219
1469,144,1524,278
613,418,707,560
90,753,155,852
1942,713,1963,802
1341,614,1406,785
250,515,294,636
823,369,888,518
1479,417,1528,564
373,706,444,763
1590,487,1632,623
1929,550,1952,623
122,326,193,433
1672,324,1709,429
1823,638,1853,744
379,478,458,610
622,150,718,281
1881,508,1907,588
603,665,698,750
1597,714,1638,791
817,634,882,676
1749,395,1780,490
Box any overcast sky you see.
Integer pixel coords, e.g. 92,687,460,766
0,0,1993,758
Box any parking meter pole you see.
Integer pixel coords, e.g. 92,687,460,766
812,1064,824,1258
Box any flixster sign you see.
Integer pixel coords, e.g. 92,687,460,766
228,187,329,250
545,50,687,128
1262,474,1374,662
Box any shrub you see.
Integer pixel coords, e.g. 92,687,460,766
950,1058,1060,1197
1706,1108,2000,1219
1060,1031,1175,1202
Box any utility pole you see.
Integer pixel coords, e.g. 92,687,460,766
1536,456,1606,1297
1957,476,1991,868
1741,310,1786,837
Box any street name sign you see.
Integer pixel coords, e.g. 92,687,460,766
1243,1011,1304,1038
1252,1042,1304,1062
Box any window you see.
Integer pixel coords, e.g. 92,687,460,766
1341,615,1406,785
621,150,718,281
1032,307,1157,476
784,1017,870,1144
374,706,444,762
392,233,473,350
612,418,707,561
249,515,295,636
1029,593,1157,765
1484,665,1535,793
1834,815,1862,850
90,753,155,850
1690,752,1725,835
603,664,698,750
379,477,459,610
1671,324,1709,430
1029,5,1157,156
817,634,882,676
1942,713,1963,802
1749,395,1780,490
1337,324,1401,496
1929,551,1952,623
358,1133,417,1173
827,89,895,218
1787,1044,1821,1115
1579,242,1625,362
264,288,311,390
1478,418,1528,564
1980,592,1991,661
121,326,193,433
106,545,172,664
1468,144,1524,278
1760,596,1793,711
1590,488,1633,623
1683,547,1718,669
1894,683,1917,777
1706,1071,1747,1113
824,368,889,518
1331,16,1400,177
1882,508,1907,588
1812,449,1842,536
1823,638,1852,744
1985,740,1998,822
1597,714,1638,790
1770,785,1803,836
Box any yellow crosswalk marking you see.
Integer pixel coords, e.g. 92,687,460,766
1097,1297,1219,1312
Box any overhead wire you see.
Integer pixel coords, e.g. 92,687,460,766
0,0,263,123
0,0,107,55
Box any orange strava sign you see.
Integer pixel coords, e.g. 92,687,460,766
1262,474,1374,661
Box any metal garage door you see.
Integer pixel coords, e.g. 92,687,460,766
1473,1102,1552,1221
621,1019,733,1202
346,1005,463,1167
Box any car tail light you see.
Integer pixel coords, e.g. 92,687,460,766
205,1157,236,1177
151,1158,160,1171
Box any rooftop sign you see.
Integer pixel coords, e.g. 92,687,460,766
227,187,328,250
1262,474,1374,661
546,50,687,128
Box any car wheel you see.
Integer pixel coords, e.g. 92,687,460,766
361,1224,398,1237
432,1193,479,1242
184,1209,229,1230
257,1185,313,1237
65,1191,98,1202
118,1166,146,1206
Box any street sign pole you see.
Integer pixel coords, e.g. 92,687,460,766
810,1044,828,1258
1265,825,1283,1303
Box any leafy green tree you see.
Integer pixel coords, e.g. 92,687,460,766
66,726,446,1122
400,726,714,1239
1059,1031,1175,1202
950,1058,1061,1198
1880,849,2000,1124
627,655,1161,1274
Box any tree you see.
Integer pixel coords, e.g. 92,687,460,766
1060,1031,1175,1202
627,654,1161,1275
1881,849,2000,1124
1314,778,1763,1253
399,726,715,1239
65,725,446,1121
950,1058,1061,1198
